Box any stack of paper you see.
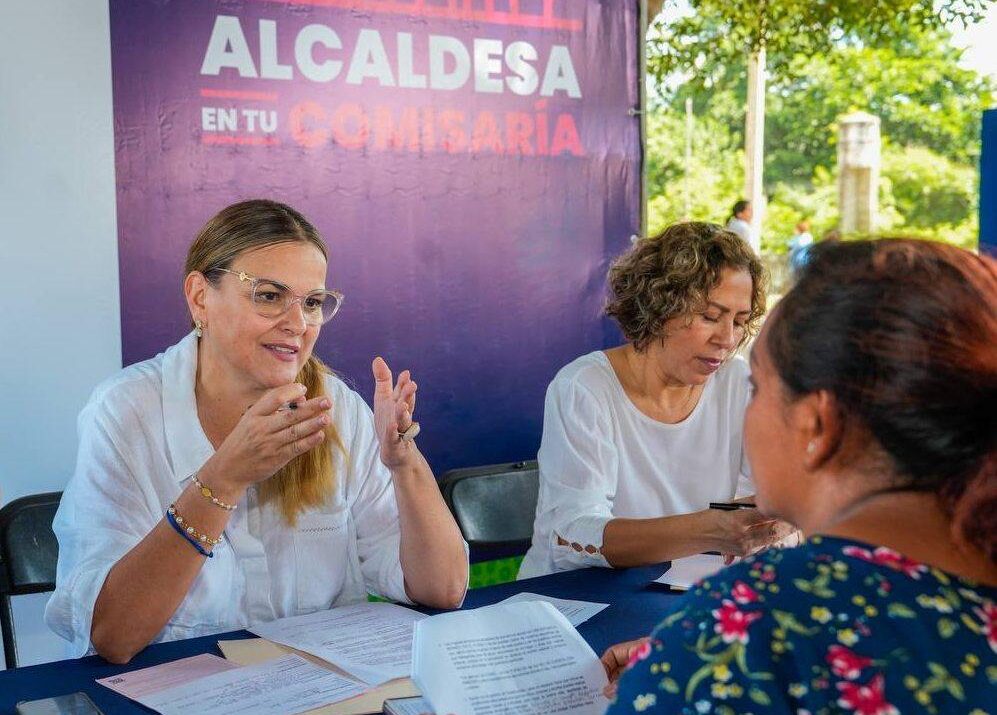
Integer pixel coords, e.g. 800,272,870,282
101,596,614,715
218,638,420,715
250,602,427,685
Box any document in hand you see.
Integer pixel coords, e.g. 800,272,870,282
251,602,427,685
653,553,726,590
412,600,609,715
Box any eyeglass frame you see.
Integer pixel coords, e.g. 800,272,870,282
208,267,344,325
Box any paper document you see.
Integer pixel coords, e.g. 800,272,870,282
251,602,427,685
97,653,240,699
218,638,421,715
654,554,726,590
413,600,608,715
140,654,363,715
498,592,609,627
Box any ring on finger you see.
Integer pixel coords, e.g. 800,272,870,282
397,421,421,443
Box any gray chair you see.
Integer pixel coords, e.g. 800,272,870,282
440,461,539,556
0,491,61,670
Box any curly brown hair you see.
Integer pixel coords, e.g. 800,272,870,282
605,222,767,352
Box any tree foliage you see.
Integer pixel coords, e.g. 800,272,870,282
644,111,743,232
648,0,990,78
643,2,994,251
765,29,993,183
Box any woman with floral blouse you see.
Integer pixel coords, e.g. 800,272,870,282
602,238,997,714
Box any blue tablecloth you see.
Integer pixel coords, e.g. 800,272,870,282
0,564,680,714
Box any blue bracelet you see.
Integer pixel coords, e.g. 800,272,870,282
166,508,214,558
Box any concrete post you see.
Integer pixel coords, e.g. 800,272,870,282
743,48,766,253
838,111,881,234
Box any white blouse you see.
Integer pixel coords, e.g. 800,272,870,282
518,351,753,579
45,332,433,657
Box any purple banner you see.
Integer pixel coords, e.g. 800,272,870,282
110,0,640,472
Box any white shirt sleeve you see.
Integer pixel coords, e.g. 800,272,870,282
342,391,412,604
45,391,162,657
733,358,756,498
344,390,470,604
535,377,618,570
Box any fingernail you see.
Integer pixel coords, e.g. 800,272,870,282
321,399,331,409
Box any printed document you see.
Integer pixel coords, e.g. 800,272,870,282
251,602,427,685
140,654,363,715
413,600,608,715
498,592,609,627
654,553,726,590
218,638,421,715
96,653,240,699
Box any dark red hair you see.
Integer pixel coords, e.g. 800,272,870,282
766,239,997,562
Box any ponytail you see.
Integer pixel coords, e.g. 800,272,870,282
259,355,347,525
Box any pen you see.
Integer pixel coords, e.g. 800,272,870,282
709,502,757,511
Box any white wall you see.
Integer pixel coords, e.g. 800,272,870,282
0,0,120,667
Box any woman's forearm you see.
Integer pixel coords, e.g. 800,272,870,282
392,451,468,609
600,510,725,568
91,475,243,663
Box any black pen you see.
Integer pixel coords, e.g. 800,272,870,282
709,502,757,511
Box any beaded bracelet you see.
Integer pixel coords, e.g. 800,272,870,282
166,507,214,558
190,473,237,511
167,503,222,558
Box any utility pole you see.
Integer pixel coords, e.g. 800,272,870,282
743,48,766,253
684,97,693,220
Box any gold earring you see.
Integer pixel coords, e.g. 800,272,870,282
195,320,204,338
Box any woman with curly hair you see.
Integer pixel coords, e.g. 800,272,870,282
519,222,793,578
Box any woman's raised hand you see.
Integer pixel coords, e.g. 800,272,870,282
372,356,419,470
200,383,331,493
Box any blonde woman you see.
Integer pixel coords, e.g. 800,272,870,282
46,200,468,663
519,222,793,578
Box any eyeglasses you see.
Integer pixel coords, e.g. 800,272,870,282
210,268,344,325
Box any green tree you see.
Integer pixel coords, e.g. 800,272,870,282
644,0,991,250
648,0,989,82
644,111,744,233
651,25,994,187
765,27,994,185
879,145,979,249
643,7,993,251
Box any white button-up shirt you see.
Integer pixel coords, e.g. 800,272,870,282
518,351,754,579
46,332,419,657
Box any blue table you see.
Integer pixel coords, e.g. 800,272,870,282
0,565,680,714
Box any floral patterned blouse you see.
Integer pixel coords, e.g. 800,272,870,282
607,536,997,715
